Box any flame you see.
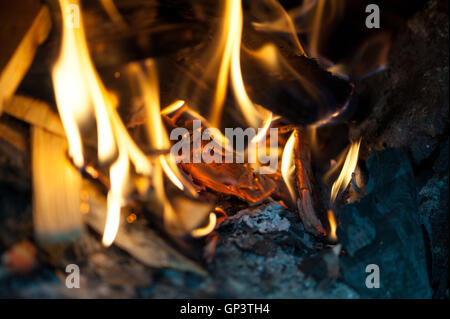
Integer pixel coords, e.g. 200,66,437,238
52,0,116,167
99,0,128,30
330,138,362,203
161,100,185,116
209,0,269,130
159,155,185,191
281,131,297,201
102,151,129,246
251,112,273,144
251,0,307,57
309,0,326,58
129,60,197,197
191,212,217,238
327,209,338,242
252,0,317,35
52,0,153,246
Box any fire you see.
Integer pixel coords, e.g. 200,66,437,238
127,60,202,233
52,0,152,246
251,112,273,144
161,100,185,116
129,60,197,197
251,0,307,57
102,152,129,246
330,138,362,203
281,131,297,202
327,209,338,242
209,0,270,130
191,212,217,238
49,0,361,247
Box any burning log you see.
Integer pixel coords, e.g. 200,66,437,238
31,126,84,244
0,1,51,110
293,128,326,236
169,13,354,127
240,21,354,125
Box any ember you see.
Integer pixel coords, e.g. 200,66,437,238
0,0,447,300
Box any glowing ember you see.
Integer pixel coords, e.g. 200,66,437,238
126,213,137,224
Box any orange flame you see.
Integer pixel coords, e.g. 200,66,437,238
327,209,338,242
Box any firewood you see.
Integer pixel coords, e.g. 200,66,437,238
0,122,27,153
3,95,97,149
0,1,51,111
31,126,84,244
168,16,353,126
82,178,207,276
3,95,65,137
293,128,326,236
240,20,353,126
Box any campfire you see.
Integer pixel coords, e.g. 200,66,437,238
0,0,447,299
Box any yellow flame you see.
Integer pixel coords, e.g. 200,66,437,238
327,209,338,242
52,0,153,246
252,0,307,56
245,44,280,70
129,60,197,197
191,213,217,238
281,131,297,201
309,0,326,58
160,155,184,191
102,152,129,246
52,0,116,167
161,100,185,115
209,0,268,129
252,0,317,35
330,138,362,203
251,112,273,144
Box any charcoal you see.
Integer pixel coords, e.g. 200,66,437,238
337,148,432,298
